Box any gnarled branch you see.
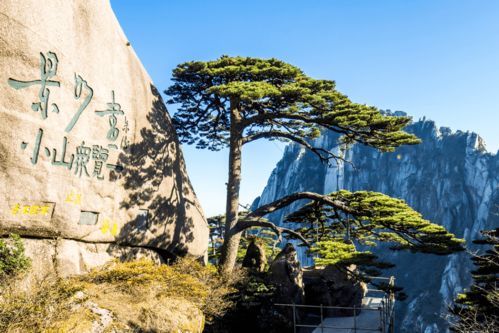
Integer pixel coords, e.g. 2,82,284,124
248,191,357,218
242,130,348,165
235,217,310,246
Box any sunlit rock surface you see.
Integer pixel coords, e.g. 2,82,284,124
0,0,208,278
253,114,499,332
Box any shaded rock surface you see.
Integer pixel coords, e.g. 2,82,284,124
0,0,208,280
252,114,499,332
303,265,367,316
269,243,304,305
242,239,267,272
265,243,305,331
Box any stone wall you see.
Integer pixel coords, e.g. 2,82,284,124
0,0,208,277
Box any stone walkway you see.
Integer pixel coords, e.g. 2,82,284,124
311,297,384,333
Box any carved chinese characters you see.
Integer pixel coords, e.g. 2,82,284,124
8,51,130,181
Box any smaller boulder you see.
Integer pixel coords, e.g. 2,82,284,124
242,239,267,272
268,243,304,305
266,243,305,330
303,264,367,316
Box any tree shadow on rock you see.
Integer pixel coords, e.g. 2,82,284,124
109,84,203,260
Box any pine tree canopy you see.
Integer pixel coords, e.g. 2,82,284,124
284,190,464,256
454,229,498,310
451,228,498,331
165,56,420,161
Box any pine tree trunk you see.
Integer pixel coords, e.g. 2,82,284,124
219,99,243,274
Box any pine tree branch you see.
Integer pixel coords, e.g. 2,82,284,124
235,217,310,246
240,111,355,138
242,130,345,164
247,191,357,218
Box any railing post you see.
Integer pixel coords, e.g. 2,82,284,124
292,303,296,333
389,276,395,333
320,304,324,333
381,299,388,332
379,306,383,332
353,305,357,332
386,297,389,332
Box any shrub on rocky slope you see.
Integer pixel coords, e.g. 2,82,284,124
0,259,235,333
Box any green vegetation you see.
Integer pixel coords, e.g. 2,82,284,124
0,55,470,332
0,277,90,333
288,190,464,275
209,214,279,267
204,266,276,333
451,228,498,332
290,190,463,254
0,234,30,280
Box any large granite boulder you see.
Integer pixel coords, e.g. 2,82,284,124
0,0,208,279
303,265,367,316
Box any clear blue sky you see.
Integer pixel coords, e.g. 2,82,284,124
111,1,499,217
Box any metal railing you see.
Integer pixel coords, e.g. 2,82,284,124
275,276,395,333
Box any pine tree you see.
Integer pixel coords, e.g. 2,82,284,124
166,56,462,273
245,190,463,277
451,228,498,332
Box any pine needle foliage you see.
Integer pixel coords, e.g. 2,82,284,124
451,228,498,332
286,190,464,271
208,214,279,265
166,55,420,159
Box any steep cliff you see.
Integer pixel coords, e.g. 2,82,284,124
252,113,499,332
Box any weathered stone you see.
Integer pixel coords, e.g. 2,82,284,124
16,237,163,289
303,264,367,316
54,238,163,277
242,239,267,272
0,0,208,272
265,243,305,330
269,243,304,305
19,238,57,289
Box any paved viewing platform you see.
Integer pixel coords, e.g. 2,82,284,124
277,277,395,333
311,297,389,333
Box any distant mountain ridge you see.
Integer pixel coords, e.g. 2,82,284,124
252,112,499,333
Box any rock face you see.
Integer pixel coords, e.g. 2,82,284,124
266,243,305,331
0,0,208,278
19,238,163,290
253,114,499,332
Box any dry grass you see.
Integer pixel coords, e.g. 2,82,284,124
0,258,237,333
0,278,93,332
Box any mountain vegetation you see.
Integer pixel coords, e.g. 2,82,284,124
451,228,498,332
